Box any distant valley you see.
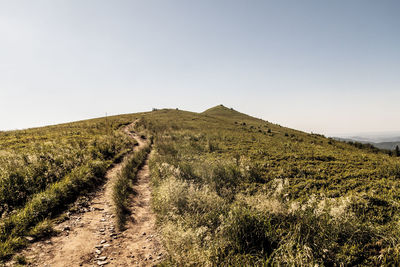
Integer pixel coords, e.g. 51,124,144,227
334,133,400,150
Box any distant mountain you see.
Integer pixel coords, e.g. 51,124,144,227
336,133,400,143
371,141,400,150
334,137,400,150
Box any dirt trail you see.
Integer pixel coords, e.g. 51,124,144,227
10,123,165,266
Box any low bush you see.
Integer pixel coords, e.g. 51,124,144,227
222,206,279,256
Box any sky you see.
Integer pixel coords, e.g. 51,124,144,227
0,0,399,136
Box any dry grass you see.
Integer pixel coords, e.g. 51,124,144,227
113,144,151,230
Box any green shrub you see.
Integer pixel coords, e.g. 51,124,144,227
27,219,54,240
222,206,279,256
208,164,242,200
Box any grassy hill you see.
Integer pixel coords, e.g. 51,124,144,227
1,106,400,265
140,106,400,266
202,104,262,122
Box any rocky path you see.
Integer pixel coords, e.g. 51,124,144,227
9,123,165,266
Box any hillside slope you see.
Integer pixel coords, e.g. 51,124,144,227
140,106,400,266
2,106,400,266
202,104,262,122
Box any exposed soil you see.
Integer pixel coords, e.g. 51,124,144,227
8,123,165,266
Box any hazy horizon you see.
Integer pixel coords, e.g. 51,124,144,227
1,0,399,136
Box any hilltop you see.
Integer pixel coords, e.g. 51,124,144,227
1,105,400,266
202,104,261,122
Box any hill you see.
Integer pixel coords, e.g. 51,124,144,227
141,106,400,266
202,104,262,122
2,106,400,265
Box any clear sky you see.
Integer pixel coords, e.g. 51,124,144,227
1,0,399,136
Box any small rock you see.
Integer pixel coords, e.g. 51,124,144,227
142,246,146,249
95,249,102,255
25,236,35,242
63,226,70,231
100,218,106,222
103,244,111,248
100,240,106,244
95,245,103,249
98,256,107,261
142,232,146,236
97,260,108,266
99,228,105,232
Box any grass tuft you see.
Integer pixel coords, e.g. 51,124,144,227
113,144,151,230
